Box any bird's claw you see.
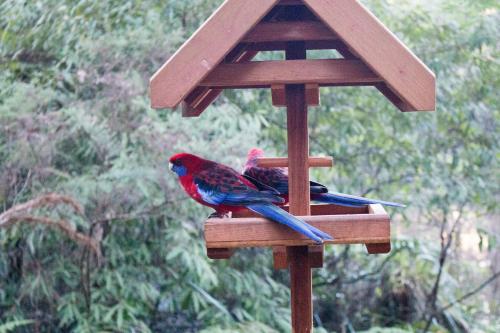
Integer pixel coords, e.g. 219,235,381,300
208,212,230,219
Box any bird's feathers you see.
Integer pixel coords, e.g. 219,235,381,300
244,148,406,208
194,164,284,206
170,152,334,243
313,192,406,208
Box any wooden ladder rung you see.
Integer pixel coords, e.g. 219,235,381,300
256,156,333,168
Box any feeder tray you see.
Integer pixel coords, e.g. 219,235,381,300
205,203,391,259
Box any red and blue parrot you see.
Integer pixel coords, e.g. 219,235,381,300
169,153,333,244
243,148,405,208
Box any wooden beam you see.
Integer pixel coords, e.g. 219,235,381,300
271,84,286,106
375,83,414,112
205,207,390,248
150,0,279,108
308,245,324,268
207,248,235,259
273,246,289,269
182,49,258,117
366,243,391,254
182,88,221,117
334,41,412,111
303,0,435,111
242,21,337,43
306,83,320,106
241,39,344,51
200,59,381,88
285,41,313,333
272,84,319,106
256,156,333,168
232,203,368,218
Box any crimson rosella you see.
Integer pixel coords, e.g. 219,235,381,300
169,153,333,244
243,148,405,208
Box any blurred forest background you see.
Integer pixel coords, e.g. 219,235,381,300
0,0,499,332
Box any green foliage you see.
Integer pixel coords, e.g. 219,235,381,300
0,320,34,333
0,0,498,332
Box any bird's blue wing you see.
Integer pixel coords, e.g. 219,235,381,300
194,165,284,206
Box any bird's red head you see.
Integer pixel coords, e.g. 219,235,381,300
169,153,205,176
245,148,265,168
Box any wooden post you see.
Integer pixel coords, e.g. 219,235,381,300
286,41,313,333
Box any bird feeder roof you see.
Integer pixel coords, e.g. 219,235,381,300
150,0,435,113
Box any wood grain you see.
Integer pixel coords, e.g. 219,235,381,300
242,21,337,43
205,212,390,248
305,83,320,106
182,50,258,117
241,39,344,51
207,248,235,259
200,59,381,88
366,205,391,253
286,41,313,333
232,203,368,218
303,0,435,111
271,84,286,106
366,243,391,254
308,245,324,268
273,246,289,269
274,84,320,106
150,0,279,108
256,156,333,168
288,245,312,332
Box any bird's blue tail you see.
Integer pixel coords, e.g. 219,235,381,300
313,192,406,208
247,203,333,244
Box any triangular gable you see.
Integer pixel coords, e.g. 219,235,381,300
303,0,435,111
150,0,280,109
150,0,435,112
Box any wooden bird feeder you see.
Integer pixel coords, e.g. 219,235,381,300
150,0,435,331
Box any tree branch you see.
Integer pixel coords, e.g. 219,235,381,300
441,271,500,311
423,205,465,332
0,194,100,259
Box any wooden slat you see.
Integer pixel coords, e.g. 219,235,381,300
205,212,390,248
310,204,367,215
375,83,413,112
335,41,411,111
285,41,313,333
303,0,435,111
207,248,235,259
200,59,381,88
232,204,368,218
308,245,324,268
150,0,279,108
241,39,344,51
365,205,391,254
366,243,391,254
256,156,333,168
306,83,320,106
273,246,289,269
242,21,337,43
271,84,286,106
288,246,312,331
273,84,319,106
182,49,259,117
182,88,220,117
